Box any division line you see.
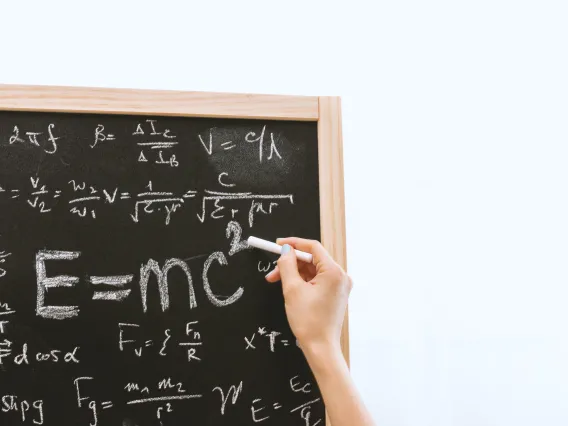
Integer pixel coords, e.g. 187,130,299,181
290,398,321,413
127,395,202,405
69,196,100,203
137,142,179,146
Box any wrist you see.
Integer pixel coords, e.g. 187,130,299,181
301,339,347,375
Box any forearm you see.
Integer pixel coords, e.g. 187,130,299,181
303,342,375,426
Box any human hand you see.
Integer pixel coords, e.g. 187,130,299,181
265,238,352,353
266,239,374,426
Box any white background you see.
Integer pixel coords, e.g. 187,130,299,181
2,1,568,425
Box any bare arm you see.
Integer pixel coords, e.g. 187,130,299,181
266,238,375,426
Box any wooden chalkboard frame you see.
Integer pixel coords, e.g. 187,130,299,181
0,84,348,422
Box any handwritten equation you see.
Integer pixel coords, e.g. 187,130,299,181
0,305,323,425
5,120,287,167
70,374,322,426
0,112,322,425
0,178,293,226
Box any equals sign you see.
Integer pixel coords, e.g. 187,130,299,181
53,190,62,198
281,340,290,346
90,275,134,301
101,401,113,409
10,190,19,199
120,192,131,200
222,141,236,150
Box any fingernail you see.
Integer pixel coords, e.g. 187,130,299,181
281,244,291,256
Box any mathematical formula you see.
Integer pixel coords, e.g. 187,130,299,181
0,113,322,425
6,120,286,166
0,177,293,226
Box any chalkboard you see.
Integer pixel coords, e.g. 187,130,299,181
0,85,347,426
0,110,326,424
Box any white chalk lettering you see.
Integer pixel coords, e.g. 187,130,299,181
202,252,244,307
36,250,81,320
74,377,93,408
290,376,313,394
226,221,250,256
213,381,243,415
251,398,269,422
218,172,236,187
118,323,140,351
245,125,266,163
158,378,186,393
139,259,196,312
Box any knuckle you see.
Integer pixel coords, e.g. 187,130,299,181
330,264,343,277
331,267,351,289
346,275,354,291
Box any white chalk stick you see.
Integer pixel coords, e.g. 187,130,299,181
247,236,313,264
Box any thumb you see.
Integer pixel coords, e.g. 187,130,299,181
277,244,303,288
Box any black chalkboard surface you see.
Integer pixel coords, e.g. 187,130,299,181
0,111,323,425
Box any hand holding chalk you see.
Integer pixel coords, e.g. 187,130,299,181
264,237,352,352
269,244,373,426
267,243,373,426
247,236,313,263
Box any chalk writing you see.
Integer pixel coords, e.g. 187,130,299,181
0,112,322,425
197,125,287,162
118,322,202,361
74,377,113,426
197,191,293,224
0,177,292,226
1,395,44,425
245,125,284,163
290,398,323,426
218,172,236,187
33,239,255,319
244,326,295,352
213,381,243,415
0,250,11,279
0,338,12,364
91,124,116,148
258,260,277,273
8,124,59,154
131,119,179,167
249,386,322,425
27,177,53,213
0,341,79,366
